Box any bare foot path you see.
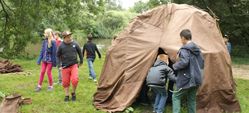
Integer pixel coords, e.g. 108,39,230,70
233,64,249,80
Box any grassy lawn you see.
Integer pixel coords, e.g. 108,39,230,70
0,58,105,113
0,57,249,113
232,56,249,65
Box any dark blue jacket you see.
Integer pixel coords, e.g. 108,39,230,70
173,42,204,89
146,59,176,88
227,42,232,54
37,39,57,67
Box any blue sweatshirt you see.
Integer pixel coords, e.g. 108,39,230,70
37,39,57,67
173,42,204,89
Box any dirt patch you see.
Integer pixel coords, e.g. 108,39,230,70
232,64,249,80
0,60,23,74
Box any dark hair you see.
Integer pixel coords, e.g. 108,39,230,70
113,35,117,40
87,34,93,40
158,48,167,55
224,34,229,38
180,29,192,40
54,31,61,35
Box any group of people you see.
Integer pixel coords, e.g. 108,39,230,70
146,29,204,113
35,28,101,102
34,28,205,112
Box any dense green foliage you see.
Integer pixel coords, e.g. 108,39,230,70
92,10,136,38
0,0,135,58
0,0,248,57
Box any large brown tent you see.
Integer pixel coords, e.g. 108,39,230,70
93,3,241,113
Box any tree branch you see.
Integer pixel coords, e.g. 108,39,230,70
0,0,9,39
0,0,9,18
2,0,14,12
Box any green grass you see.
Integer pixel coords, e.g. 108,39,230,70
232,56,249,65
0,58,249,113
0,58,105,113
235,79,249,113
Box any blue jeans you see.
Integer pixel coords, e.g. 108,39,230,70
58,67,62,83
56,57,62,83
151,87,167,113
172,87,197,113
87,58,96,79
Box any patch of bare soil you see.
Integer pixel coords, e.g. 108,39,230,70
232,64,249,80
0,60,23,74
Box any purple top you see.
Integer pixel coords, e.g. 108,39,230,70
37,39,57,67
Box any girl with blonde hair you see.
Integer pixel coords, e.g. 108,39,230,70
35,28,57,92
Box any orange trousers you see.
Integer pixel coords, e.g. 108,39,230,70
61,64,79,88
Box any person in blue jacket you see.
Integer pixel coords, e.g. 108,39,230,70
146,50,176,113
224,35,232,55
35,28,57,92
172,29,204,113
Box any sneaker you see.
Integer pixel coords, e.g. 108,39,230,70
54,82,62,85
93,79,97,82
88,76,93,80
35,87,41,92
64,96,69,102
71,93,76,101
153,108,157,113
47,87,53,91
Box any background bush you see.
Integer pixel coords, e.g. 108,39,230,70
0,0,248,58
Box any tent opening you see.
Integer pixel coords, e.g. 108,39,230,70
135,48,175,106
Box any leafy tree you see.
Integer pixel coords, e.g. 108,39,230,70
0,0,100,58
147,0,169,8
0,0,135,58
130,0,172,13
93,10,136,38
0,0,42,57
129,1,149,13
82,0,105,15
105,0,123,11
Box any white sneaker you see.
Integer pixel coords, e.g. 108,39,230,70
53,82,62,85
93,79,97,82
47,86,53,91
88,76,93,80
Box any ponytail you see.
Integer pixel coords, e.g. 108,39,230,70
44,28,53,48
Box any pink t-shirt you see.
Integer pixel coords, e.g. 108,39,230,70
55,38,62,48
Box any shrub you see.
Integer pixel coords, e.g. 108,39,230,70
92,10,137,38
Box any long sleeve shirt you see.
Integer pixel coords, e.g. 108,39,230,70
37,39,57,67
82,41,101,59
57,41,83,68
